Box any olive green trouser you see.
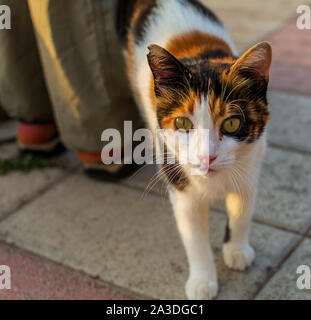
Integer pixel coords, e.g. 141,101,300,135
0,0,140,151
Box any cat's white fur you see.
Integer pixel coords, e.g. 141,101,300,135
128,0,266,299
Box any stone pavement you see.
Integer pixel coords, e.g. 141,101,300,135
0,1,311,300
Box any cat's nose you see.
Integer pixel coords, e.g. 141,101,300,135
198,155,217,166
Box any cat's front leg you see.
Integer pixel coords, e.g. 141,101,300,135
223,191,256,271
170,190,218,300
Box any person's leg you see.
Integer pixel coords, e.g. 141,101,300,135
0,0,58,152
27,0,141,177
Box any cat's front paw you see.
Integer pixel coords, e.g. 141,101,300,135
185,277,218,300
223,243,255,271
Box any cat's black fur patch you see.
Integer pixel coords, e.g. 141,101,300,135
183,60,231,98
198,49,234,61
116,0,220,45
162,161,189,191
161,143,189,191
116,0,157,45
181,0,221,24
163,163,189,191
133,1,157,44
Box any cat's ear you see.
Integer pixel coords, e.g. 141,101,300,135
230,41,272,82
147,44,192,97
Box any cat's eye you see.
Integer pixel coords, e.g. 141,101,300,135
222,117,241,134
175,117,193,132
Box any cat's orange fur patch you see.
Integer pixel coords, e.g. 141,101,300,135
166,30,233,60
160,92,197,129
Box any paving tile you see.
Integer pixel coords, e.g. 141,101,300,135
255,147,311,233
0,120,17,142
0,244,136,300
201,0,305,52
0,168,66,221
0,138,72,222
267,91,311,152
0,174,300,299
256,238,311,300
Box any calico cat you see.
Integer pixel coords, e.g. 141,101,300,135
116,0,271,299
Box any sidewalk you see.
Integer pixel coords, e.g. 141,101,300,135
0,1,311,300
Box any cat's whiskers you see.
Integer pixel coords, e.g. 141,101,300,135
231,164,256,199
129,152,175,181
142,155,178,197
229,166,256,216
142,167,169,198
162,164,185,198
163,164,184,197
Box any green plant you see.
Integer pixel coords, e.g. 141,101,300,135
0,153,50,175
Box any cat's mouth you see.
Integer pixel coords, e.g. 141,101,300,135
189,164,218,176
189,160,235,176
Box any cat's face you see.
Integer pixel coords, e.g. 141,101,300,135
148,42,271,177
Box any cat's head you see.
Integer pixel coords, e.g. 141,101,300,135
147,41,272,178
